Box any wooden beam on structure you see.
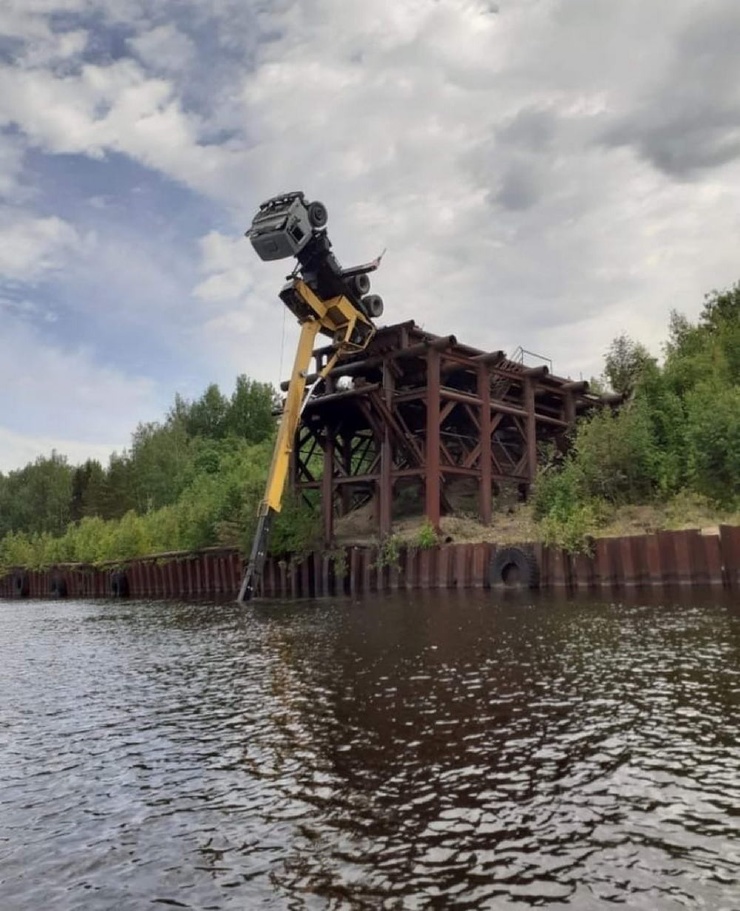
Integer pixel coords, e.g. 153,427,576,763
478,362,492,524
426,346,441,530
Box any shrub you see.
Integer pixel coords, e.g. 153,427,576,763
415,518,440,549
376,534,403,569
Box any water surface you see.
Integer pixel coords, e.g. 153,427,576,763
1,591,739,910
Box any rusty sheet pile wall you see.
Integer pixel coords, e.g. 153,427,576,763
1,527,739,601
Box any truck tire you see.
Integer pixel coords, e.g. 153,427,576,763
351,273,371,296
363,294,384,318
13,572,30,598
50,576,68,598
111,571,130,598
307,201,328,228
490,546,540,589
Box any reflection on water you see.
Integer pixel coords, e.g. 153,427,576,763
1,591,739,910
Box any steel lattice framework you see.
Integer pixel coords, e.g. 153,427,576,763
285,321,606,544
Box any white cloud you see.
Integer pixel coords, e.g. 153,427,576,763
0,58,244,197
0,314,163,469
0,213,80,280
0,426,118,474
0,133,25,200
191,229,295,387
129,24,195,74
226,0,740,380
19,28,88,67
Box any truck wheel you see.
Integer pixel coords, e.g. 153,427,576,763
490,546,540,588
111,571,130,598
351,273,371,296
50,576,68,598
307,201,328,228
363,294,384,318
13,572,30,598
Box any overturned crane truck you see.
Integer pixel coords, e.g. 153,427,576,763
237,192,385,602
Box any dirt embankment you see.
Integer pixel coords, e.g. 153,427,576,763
334,490,738,547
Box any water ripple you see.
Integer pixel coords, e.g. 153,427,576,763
1,592,739,909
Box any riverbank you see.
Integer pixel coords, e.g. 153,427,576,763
335,496,740,550
1,525,739,601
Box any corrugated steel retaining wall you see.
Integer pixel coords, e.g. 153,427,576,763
1,527,739,601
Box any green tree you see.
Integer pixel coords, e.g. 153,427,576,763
128,420,191,511
70,459,107,521
685,383,740,505
183,384,230,439
5,452,74,536
101,452,136,520
603,334,656,397
226,375,276,443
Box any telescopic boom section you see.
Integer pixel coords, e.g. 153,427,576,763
237,193,383,603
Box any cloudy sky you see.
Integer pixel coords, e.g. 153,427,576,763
1,0,739,472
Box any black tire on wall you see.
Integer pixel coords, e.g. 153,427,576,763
12,572,30,598
50,576,68,598
490,546,540,589
111,571,130,598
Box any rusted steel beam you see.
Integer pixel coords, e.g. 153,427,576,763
439,400,457,424
563,390,576,426
368,390,424,465
312,320,417,359
332,472,381,485
478,363,492,524
357,397,387,446
426,346,441,529
472,350,507,365
322,424,334,546
379,360,394,537
440,387,482,406
302,384,381,408
284,335,458,391
486,397,568,427
524,377,537,482
396,334,457,359
394,389,427,403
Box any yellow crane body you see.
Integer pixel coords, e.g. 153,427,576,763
237,279,376,602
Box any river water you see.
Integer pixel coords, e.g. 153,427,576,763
1,591,739,910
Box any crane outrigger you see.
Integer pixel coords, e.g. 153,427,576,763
237,192,385,602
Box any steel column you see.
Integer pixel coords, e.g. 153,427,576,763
426,346,441,529
524,377,537,482
379,358,394,536
478,363,492,524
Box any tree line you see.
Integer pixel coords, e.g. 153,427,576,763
0,377,314,570
534,281,740,549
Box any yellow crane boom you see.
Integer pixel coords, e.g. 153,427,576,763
237,195,384,602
